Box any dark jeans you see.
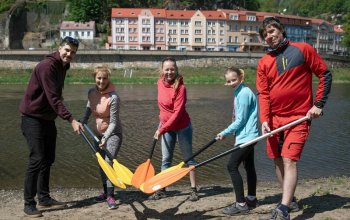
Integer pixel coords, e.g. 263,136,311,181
21,116,57,206
227,143,257,203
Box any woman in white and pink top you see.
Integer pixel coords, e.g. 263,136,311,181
81,64,122,210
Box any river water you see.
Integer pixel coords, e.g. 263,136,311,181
0,84,349,189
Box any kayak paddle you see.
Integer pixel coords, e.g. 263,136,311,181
83,124,134,185
80,130,126,189
142,116,310,194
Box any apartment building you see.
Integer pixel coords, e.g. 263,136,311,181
110,8,346,54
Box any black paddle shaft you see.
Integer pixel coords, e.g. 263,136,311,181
80,130,99,154
183,138,217,163
83,124,116,161
194,116,310,169
148,139,157,159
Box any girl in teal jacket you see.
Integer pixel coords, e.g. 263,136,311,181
217,67,259,216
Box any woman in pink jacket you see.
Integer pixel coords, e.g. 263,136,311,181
151,57,199,201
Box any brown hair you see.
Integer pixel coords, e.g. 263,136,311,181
160,57,182,89
93,64,111,78
224,66,245,82
259,16,287,40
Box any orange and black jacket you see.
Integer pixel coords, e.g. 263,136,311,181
256,40,332,123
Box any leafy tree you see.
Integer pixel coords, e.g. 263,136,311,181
65,0,103,23
342,14,350,48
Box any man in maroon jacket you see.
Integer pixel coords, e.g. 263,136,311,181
19,36,83,218
256,17,332,220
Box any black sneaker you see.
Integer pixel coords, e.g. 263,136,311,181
245,197,259,209
38,198,67,209
148,189,166,200
289,197,300,212
222,202,249,216
269,208,290,220
24,205,43,218
276,197,300,213
188,189,199,201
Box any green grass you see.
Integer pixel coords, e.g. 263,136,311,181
0,67,349,85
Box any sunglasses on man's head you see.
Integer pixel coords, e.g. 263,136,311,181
62,36,79,47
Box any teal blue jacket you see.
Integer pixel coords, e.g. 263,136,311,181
220,83,259,145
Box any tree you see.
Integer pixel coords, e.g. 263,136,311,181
343,14,350,48
65,0,103,23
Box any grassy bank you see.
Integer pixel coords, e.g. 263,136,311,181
0,67,349,84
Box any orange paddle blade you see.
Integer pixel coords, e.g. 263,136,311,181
131,159,155,188
142,166,195,194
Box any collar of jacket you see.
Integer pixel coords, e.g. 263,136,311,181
268,38,289,55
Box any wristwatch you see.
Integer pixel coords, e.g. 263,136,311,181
314,101,324,109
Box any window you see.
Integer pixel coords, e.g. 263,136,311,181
181,38,188,43
142,28,150,33
195,38,202,42
230,14,239,20
195,29,201,34
181,29,188,34
229,36,232,43
142,19,150,25
247,15,256,21
168,20,176,26
195,21,201,26
207,21,215,26
180,21,189,26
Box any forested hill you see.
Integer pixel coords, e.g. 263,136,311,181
0,0,349,47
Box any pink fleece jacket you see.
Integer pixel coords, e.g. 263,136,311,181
157,77,191,134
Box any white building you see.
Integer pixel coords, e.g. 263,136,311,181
60,21,95,40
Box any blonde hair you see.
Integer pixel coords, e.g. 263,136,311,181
160,57,182,89
93,64,111,78
224,66,245,82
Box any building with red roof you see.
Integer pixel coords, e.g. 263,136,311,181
108,7,346,55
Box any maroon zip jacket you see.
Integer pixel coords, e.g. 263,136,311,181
19,51,73,122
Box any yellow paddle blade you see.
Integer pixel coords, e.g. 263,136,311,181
139,183,145,192
155,162,185,177
96,153,126,189
113,159,134,185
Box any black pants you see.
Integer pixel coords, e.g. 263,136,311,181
227,143,257,203
21,116,57,206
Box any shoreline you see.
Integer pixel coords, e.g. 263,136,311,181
1,176,349,219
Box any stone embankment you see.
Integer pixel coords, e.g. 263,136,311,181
0,50,349,69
